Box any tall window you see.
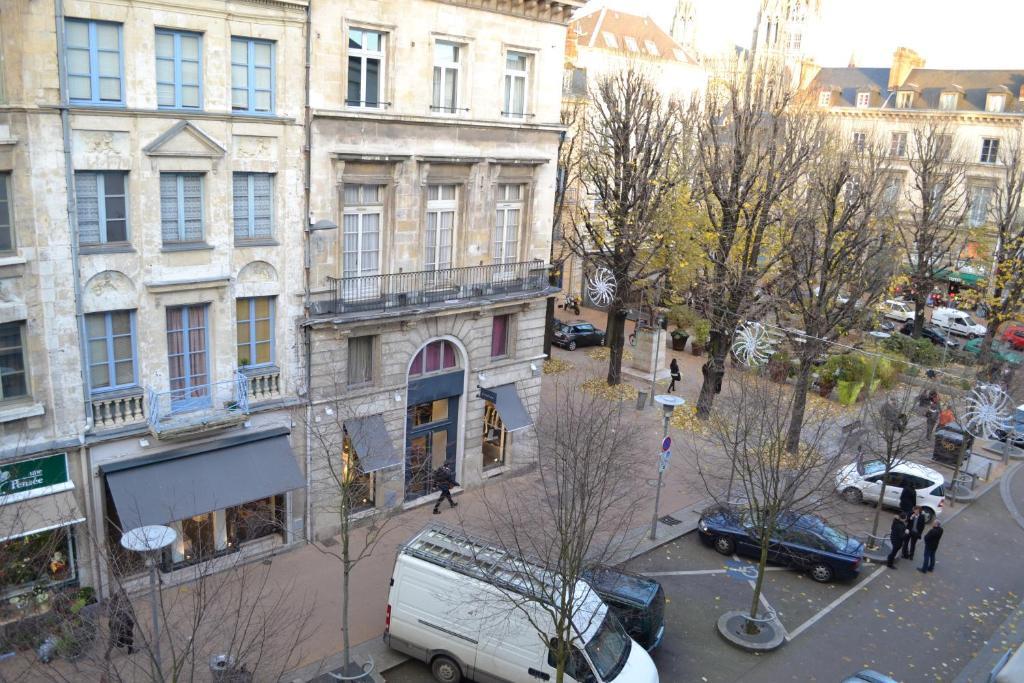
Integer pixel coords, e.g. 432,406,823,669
852,131,867,152
236,297,274,368
494,183,523,265
491,314,510,358
817,90,831,107
166,305,209,410
155,30,201,109
347,29,384,108
347,336,374,386
986,94,1006,113
895,91,913,109
425,184,456,272
786,31,802,51
980,138,1000,164
342,184,382,289
889,132,908,157
0,322,28,401
855,92,870,108
503,52,529,119
0,173,12,253
75,172,128,246
160,173,203,244
85,311,136,392
939,92,958,111
969,187,992,227
65,19,123,105
881,177,901,216
231,37,274,114
341,433,374,510
409,340,457,377
233,173,273,240
432,41,460,113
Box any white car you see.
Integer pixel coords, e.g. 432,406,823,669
878,299,914,323
835,460,945,522
931,307,987,339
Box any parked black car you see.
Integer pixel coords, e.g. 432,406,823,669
697,504,864,583
583,565,665,651
899,322,959,349
552,321,606,350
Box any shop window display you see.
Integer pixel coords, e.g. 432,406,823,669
0,529,76,622
482,401,508,470
341,436,375,512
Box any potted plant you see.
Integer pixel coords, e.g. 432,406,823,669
825,354,867,406
768,350,791,383
668,305,693,351
816,372,836,397
691,319,711,356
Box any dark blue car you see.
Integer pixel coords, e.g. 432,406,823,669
697,504,864,583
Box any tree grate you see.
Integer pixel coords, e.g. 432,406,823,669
659,515,682,526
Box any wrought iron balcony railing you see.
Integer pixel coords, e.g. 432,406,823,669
147,373,250,436
310,260,551,318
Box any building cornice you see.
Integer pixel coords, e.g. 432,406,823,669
429,0,583,26
311,108,565,134
823,107,1024,126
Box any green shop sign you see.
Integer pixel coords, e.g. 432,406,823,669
0,453,70,502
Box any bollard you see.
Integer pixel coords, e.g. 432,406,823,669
636,391,648,410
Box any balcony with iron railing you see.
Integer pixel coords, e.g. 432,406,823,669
308,260,554,320
146,373,250,440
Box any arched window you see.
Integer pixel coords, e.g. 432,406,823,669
409,340,458,377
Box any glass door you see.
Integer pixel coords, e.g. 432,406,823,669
166,305,209,412
405,395,458,501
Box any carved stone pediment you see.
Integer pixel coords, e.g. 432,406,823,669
143,121,226,159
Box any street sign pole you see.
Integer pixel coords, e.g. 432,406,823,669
650,396,683,541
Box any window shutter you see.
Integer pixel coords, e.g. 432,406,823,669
76,174,101,245
182,175,203,241
253,174,273,237
233,174,250,238
160,175,179,241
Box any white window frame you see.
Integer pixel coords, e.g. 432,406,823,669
503,51,530,120
896,91,913,109
494,183,524,266
786,31,802,51
342,184,383,299
969,186,992,227
986,94,1006,113
347,28,386,109
425,184,457,273
817,90,831,107
980,138,1000,164
890,132,908,158
856,92,871,108
431,41,461,115
852,131,867,152
623,36,639,52
644,40,659,56
939,92,958,111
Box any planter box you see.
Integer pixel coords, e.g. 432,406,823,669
836,380,864,406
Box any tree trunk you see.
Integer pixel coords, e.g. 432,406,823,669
696,330,729,417
912,290,927,338
978,318,999,369
785,360,815,453
746,537,771,635
543,296,556,358
341,509,351,667
605,304,628,385
869,481,888,551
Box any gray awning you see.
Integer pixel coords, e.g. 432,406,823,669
104,431,304,531
0,490,86,543
345,415,401,473
493,383,533,432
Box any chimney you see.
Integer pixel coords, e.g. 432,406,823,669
888,47,925,90
565,21,580,60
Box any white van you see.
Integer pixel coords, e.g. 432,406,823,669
879,299,914,323
931,307,986,338
384,526,659,683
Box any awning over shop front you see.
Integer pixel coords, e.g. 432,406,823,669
0,489,86,543
490,383,534,432
102,428,304,531
934,269,984,286
344,414,401,473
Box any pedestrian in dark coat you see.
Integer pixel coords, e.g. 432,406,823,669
902,507,926,559
104,590,136,659
925,400,939,439
668,359,681,393
887,514,907,568
919,521,944,573
432,464,459,514
899,482,917,516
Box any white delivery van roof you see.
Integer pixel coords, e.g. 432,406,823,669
401,525,607,641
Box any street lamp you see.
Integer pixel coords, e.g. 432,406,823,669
120,525,176,680
859,331,891,422
651,394,685,540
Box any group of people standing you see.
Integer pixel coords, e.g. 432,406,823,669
886,484,945,573
923,389,955,439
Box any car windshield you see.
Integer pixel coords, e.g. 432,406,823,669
861,460,885,476
818,525,849,550
962,315,977,326
584,613,631,681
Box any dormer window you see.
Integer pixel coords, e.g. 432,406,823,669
623,36,639,52
940,92,959,111
896,91,914,109
856,92,871,108
986,93,1006,113
602,32,618,49
818,90,831,107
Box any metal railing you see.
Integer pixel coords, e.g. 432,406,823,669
147,373,250,433
311,260,550,317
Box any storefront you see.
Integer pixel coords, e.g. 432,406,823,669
99,428,304,572
480,383,534,470
405,340,464,502
342,414,401,512
0,453,86,624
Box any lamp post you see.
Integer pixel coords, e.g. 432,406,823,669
859,330,891,422
120,525,176,680
651,395,685,540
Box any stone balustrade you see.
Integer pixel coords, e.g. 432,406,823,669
244,367,282,403
91,389,146,429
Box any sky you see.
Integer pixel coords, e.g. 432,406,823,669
580,0,1024,70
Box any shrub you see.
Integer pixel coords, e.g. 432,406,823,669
823,353,869,383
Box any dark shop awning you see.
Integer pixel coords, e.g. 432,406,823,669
102,428,304,531
344,414,401,473
0,490,86,543
491,383,534,432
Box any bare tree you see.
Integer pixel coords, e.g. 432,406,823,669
691,57,824,417
472,383,645,683
895,123,970,338
695,374,847,635
565,66,688,385
779,129,896,452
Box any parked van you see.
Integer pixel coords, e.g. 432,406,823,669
384,525,659,683
931,307,986,338
582,566,665,651
878,299,914,323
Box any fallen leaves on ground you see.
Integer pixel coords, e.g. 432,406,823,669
543,358,574,375
586,346,634,362
580,377,638,401
670,405,709,435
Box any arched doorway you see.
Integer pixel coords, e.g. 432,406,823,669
405,339,464,501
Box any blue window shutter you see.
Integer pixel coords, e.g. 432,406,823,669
76,173,101,244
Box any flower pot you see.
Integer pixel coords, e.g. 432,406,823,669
836,380,864,406
671,332,689,351
691,342,705,356
817,380,836,398
769,362,788,383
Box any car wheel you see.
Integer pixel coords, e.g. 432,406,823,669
809,563,834,583
842,487,863,504
713,536,735,555
968,333,978,340
431,655,462,683
920,507,935,523
567,340,577,351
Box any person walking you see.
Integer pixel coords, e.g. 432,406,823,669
104,590,136,659
925,398,939,439
887,513,907,569
432,463,459,514
668,358,681,393
919,520,944,573
899,482,917,517
902,507,926,560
